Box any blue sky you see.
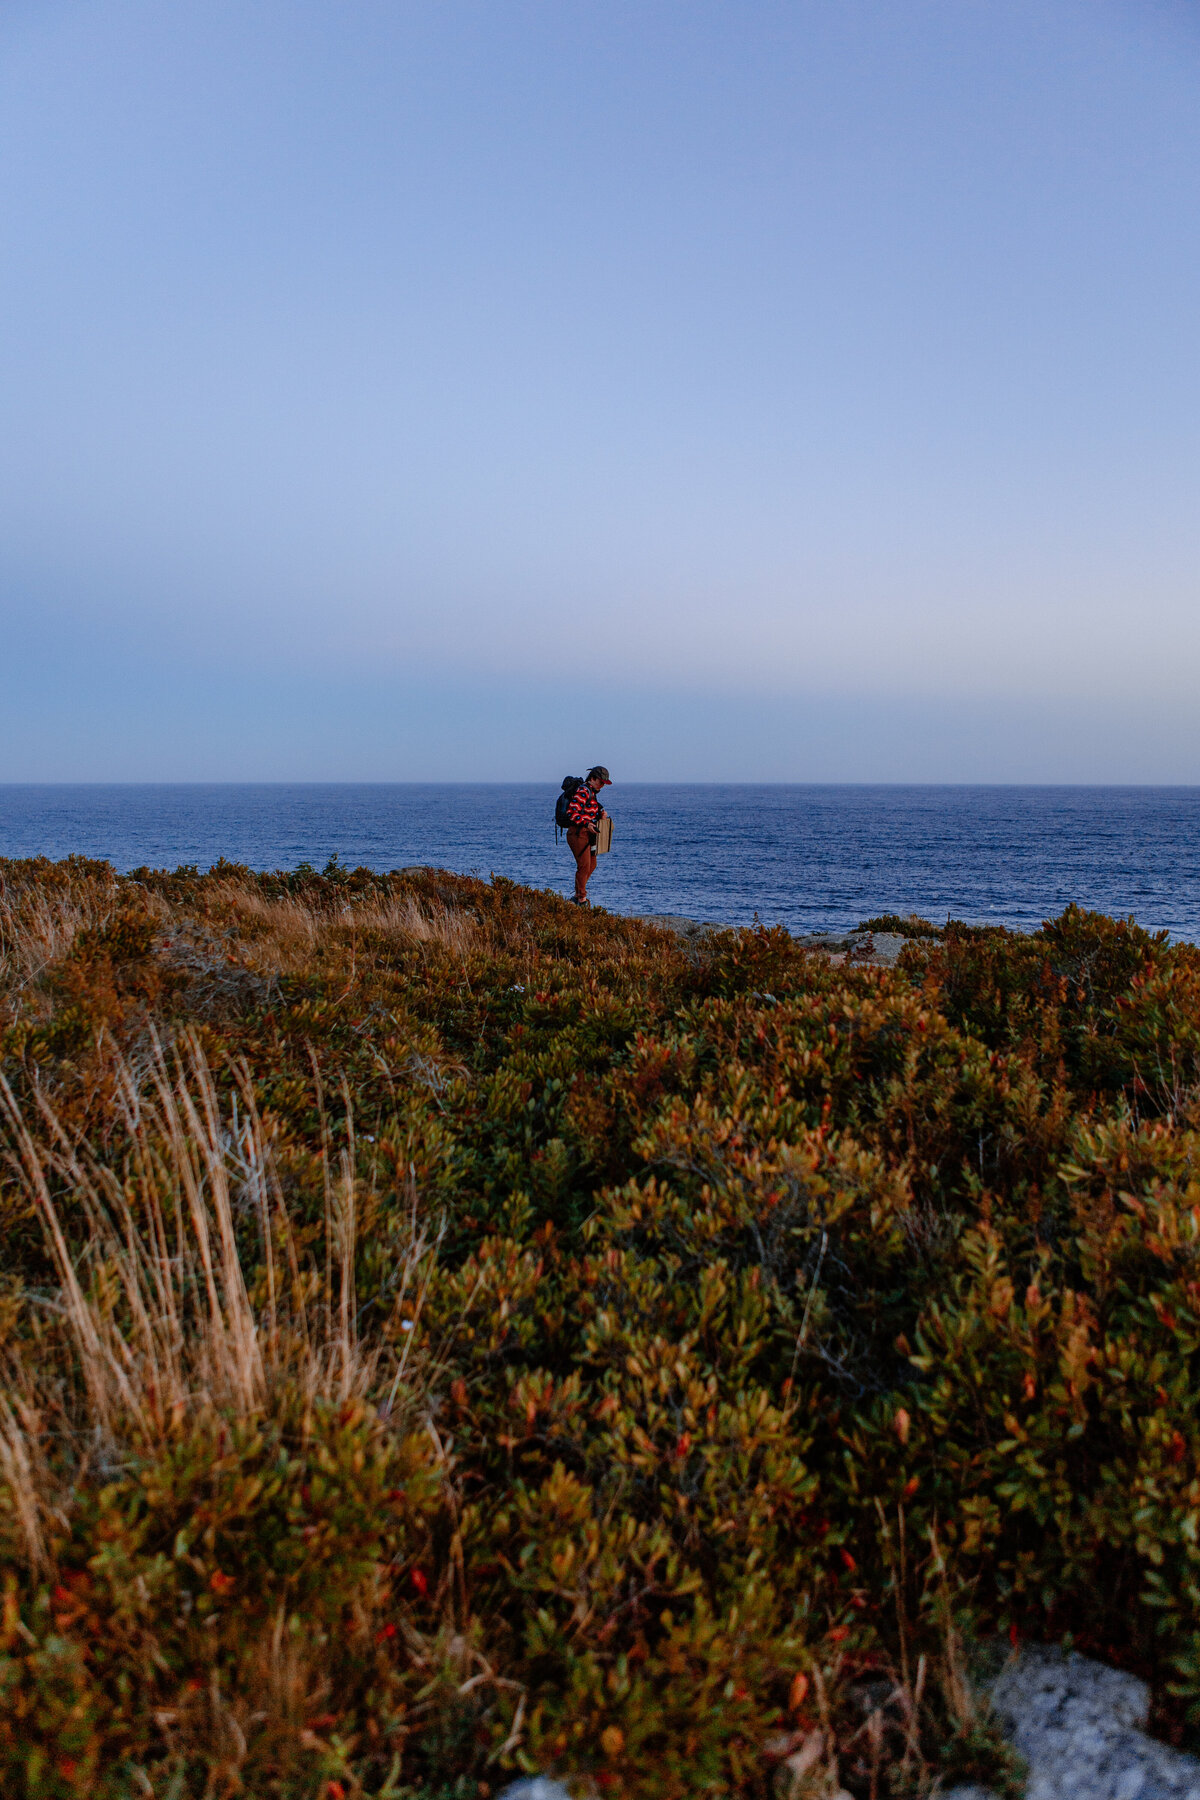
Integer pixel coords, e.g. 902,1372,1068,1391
2,0,1199,781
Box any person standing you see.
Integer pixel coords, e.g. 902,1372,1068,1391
565,765,611,906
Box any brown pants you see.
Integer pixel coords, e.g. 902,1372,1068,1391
566,826,597,902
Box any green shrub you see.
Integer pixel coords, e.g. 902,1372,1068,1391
856,915,942,939
1,863,1199,1795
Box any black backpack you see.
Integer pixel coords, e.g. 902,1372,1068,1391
555,776,583,839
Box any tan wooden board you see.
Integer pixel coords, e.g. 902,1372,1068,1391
595,814,613,855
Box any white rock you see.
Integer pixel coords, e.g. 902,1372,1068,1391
946,1644,1200,1800
496,1782,575,1800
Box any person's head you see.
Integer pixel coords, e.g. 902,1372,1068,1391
586,765,612,792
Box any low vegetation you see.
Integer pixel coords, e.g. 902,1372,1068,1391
854,917,942,941
2,855,1200,1798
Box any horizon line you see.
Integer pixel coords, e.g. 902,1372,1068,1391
4,779,1200,792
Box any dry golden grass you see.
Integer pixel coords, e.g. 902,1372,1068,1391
215,883,485,975
0,868,118,1009
212,885,321,971
0,1030,437,1575
352,892,483,958
0,1386,46,1571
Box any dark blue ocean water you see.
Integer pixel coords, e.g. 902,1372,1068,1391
2,784,1199,942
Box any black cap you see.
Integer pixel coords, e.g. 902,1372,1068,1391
587,766,611,785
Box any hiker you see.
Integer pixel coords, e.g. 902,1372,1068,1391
564,765,611,906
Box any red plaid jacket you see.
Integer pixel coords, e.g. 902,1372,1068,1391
565,783,603,831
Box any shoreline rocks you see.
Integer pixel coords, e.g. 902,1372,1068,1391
629,913,914,968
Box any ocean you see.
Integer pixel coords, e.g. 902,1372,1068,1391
1,783,1198,942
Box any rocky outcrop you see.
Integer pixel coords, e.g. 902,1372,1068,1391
630,915,914,967
949,1644,1200,1800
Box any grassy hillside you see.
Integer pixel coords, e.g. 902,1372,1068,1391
2,857,1200,1798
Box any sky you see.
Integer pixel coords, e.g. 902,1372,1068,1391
2,0,1199,782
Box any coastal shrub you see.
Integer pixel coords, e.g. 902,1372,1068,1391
856,916,942,940
2,860,1200,1795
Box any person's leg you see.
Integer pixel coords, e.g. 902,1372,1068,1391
567,828,596,902
572,828,590,900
